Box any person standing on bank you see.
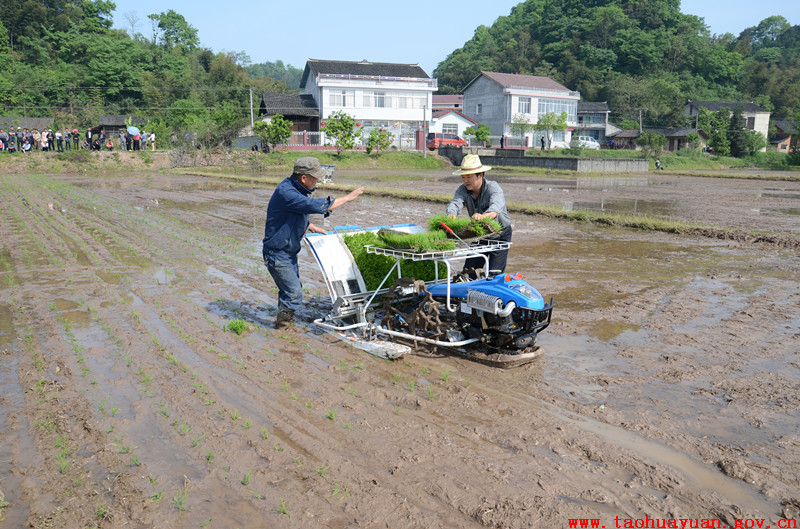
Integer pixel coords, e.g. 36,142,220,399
446,154,512,276
263,157,365,329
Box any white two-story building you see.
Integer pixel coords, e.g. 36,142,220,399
462,71,580,148
300,59,437,149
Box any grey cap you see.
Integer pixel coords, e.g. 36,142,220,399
293,157,328,179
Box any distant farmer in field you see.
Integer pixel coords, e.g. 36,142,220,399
446,154,512,276
263,157,364,329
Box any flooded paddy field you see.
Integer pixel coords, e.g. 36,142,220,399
0,171,798,528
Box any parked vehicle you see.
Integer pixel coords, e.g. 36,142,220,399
426,132,468,150
576,136,601,149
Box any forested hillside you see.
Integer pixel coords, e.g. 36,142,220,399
0,1,293,136
433,0,800,127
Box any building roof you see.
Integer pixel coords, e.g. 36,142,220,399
260,93,319,117
433,95,463,104
773,120,798,134
464,71,571,93
431,110,476,123
578,101,609,113
686,100,767,113
0,116,55,130
301,59,430,88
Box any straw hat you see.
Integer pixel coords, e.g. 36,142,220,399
452,154,492,176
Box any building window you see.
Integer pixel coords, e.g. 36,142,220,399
329,90,352,107
537,98,577,122
398,96,408,109
442,124,458,135
746,117,755,130
476,103,482,114
374,92,386,108
518,97,531,114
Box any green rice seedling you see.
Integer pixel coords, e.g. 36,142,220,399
440,370,450,382
273,443,282,451
242,471,251,486
55,436,67,448
393,405,400,415
111,407,120,417
206,450,213,464
260,428,269,440
326,410,336,421
276,499,292,520
291,393,298,401
293,457,302,466
95,503,110,520
426,386,436,401
305,400,314,409
389,373,400,386
130,455,141,467
377,229,455,252
57,453,69,474
119,444,136,454
420,367,430,375
159,402,169,418
315,464,329,477
230,409,240,420
243,419,252,430
172,485,189,516
200,519,212,527
191,433,206,447
250,490,263,500
408,380,416,393
353,361,364,371
150,491,163,502
330,484,350,500
226,319,247,335
341,420,351,432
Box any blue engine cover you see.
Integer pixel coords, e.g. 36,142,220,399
427,273,547,310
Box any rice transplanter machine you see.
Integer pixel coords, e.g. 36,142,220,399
304,223,553,368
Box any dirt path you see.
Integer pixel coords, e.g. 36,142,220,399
1,171,798,528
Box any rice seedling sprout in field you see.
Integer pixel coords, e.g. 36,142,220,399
426,386,437,401
277,498,292,520
226,318,247,335
172,485,189,516
150,490,163,502
242,471,251,486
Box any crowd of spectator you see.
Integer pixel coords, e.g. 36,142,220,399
0,127,156,153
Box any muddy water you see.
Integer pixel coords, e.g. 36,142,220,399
1,172,799,528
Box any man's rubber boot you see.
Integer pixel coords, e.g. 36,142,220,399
275,309,295,329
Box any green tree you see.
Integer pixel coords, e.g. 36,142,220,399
463,123,491,145
151,10,199,49
533,112,568,150
637,131,667,157
510,114,534,139
707,110,731,156
365,128,393,155
728,106,749,158
321,111,360,156
253,114,293,151
685,132,702,151
745,131,768,156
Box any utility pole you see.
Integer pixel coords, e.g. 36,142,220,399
423,104,427,158
639,109,643,133
249,87,254,130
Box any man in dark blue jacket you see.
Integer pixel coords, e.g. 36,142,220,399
263,157,364,329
